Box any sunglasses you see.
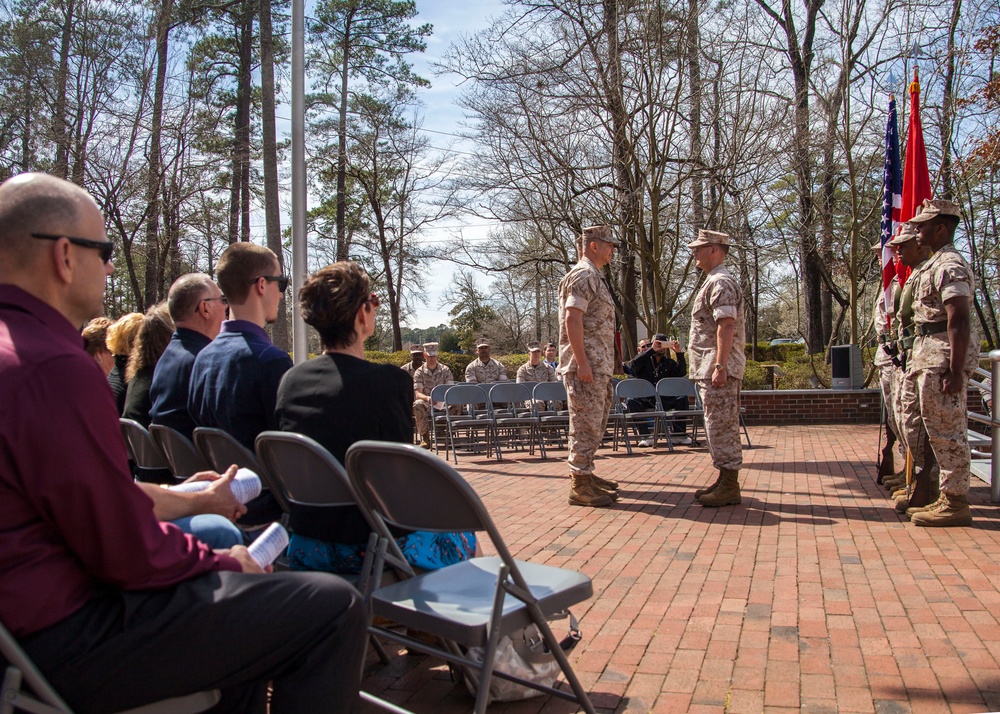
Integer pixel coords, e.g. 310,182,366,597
366,292,380,309
255,275,289,292
202,296,229,306
31,233,114,264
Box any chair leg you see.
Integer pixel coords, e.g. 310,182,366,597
471,566,511,714
524,602,597,714
741,413,752,447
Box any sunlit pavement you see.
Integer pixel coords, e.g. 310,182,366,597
360,425,1000,713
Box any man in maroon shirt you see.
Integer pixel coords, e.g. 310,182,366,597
0,173,366,713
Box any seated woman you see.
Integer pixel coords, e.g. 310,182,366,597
276,261,476,573
122,303,174,428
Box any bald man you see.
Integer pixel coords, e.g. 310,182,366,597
0,174,365,713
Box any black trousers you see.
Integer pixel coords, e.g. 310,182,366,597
626,396,688,434
20,570,366,714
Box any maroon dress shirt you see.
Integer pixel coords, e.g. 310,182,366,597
0,286,240,637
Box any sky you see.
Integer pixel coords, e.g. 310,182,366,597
269,0,506,329
396,0,507,328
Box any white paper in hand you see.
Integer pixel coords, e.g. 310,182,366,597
169,468,261,504
247,522,289,568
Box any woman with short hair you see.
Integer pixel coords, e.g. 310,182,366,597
276,261,476,573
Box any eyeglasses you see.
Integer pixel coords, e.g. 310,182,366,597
31,233,114,264
202,296,229,306
254,275,289,292
366,293,380,309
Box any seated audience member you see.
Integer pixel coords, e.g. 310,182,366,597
543,341,559,371
189,242,292,450
400,344,424,375
0,173,366,713
276,261,476,574
121,302,174,427
622,337,651,376
625,333,690,446
82,316,114,376
465,338,508,383
517,341,557,383
105,311,142,414
412,341,455,449
149,273,227,439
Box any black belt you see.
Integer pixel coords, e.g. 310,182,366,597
915,321,948,336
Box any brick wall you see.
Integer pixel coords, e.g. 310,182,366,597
741,389,882,425
741,387,984,425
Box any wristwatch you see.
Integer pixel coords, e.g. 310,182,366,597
714,363,725,371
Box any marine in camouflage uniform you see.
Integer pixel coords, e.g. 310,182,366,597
687,229,746,507
903,200,979,527
885,225,939,507
400,346,424,376
557,224,619,507
872,245,905,481
464,339,508,384
412,342,455,448
516,360,557,384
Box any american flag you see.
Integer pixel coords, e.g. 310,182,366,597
879,95,902,325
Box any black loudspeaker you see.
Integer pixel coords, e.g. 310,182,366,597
831,344,863,389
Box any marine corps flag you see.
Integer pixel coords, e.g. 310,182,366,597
898,68,933,286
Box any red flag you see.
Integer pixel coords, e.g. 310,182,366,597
898,68,933,285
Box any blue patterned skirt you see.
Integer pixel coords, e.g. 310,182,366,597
288,531,477,574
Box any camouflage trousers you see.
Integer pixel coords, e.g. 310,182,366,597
565,374,614,477
911,368,972,496
695,377,743,471
880,364,906,462
897,370,929,470
413,400,459,437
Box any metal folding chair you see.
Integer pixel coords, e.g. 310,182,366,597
532,382,570,449
193,426,288,524
486,383,545,460
614,379,672,451
427,383,453,454
345,441,598,714
0,618,219,714
254,431,395,665
655,377,706,445
148,424,211,480
442,384,494,464
119,418,174,484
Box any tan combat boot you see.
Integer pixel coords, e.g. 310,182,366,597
592,474,619,491
894,468,936,514
905,493,943,517
694,470,724,499
591,475,620,501
883,475,905,492
568,475,613,508
420,433,432,449
911,493,972,527
698,468,741,507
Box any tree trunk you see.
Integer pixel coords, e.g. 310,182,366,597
939,0,962,200
52,0,75,180
336,10,356,261
238,0,253,243
143,0,174,308
259,0,289,350
687,0,704,230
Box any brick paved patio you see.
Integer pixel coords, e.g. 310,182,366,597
360,425,1000,713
